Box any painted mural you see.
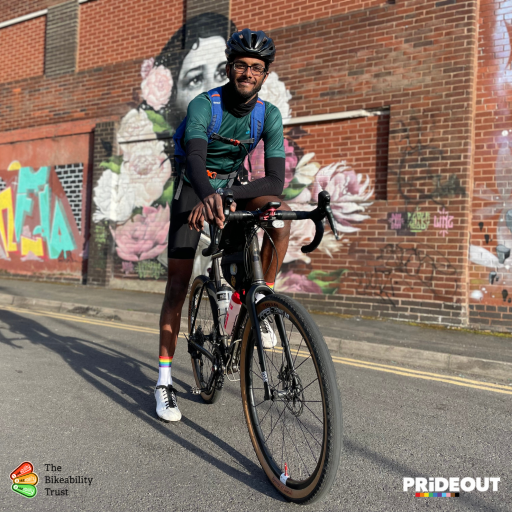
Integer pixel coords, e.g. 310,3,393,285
469,4,512,305
93,13,374,292
0,159,85,273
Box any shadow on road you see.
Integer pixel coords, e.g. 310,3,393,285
0,309,281,500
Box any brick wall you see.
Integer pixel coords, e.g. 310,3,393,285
78,0,185,71
468,0,512,332
258,0,478,326
2,0,509,331
231,0,385,32
87,121,117,286
45,0,78,77
0,16,45,83
0,0,62,23
285,114,389,199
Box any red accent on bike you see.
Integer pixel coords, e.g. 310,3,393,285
284,463,289,477
259,208,277,221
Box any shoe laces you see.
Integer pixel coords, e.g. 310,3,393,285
260,317,273,334
167,385,178,408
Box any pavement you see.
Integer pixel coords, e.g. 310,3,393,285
0,276,511,383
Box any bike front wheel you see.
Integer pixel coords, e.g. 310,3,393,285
239,294,342,504
188,276,222,404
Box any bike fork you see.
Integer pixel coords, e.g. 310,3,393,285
246,284,272,401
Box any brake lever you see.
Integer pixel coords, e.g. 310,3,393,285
325,205,339,240
317,190,339,240
222,188,234,226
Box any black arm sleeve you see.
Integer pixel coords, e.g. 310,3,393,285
231,157,285,201
185,138,215,202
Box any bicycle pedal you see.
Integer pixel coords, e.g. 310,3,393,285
190,387,203,395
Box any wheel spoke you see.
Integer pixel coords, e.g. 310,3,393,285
302,402,324,426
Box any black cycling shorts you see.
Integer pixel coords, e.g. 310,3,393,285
167,181,247,260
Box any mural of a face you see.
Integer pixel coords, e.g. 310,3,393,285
174,36,228,117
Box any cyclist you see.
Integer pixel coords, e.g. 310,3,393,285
155,28,292,422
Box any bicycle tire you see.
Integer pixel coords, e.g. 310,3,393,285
239,294,342,504
188,276,222,404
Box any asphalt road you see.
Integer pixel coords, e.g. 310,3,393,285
0,305,510,512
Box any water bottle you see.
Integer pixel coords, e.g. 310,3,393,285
216,285,232,329
224,291,242,336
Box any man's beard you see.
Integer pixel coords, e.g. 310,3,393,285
230,75,264,100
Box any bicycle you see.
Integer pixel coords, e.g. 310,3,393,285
186,189,343,504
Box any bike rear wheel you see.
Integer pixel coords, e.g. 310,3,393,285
239,294,342,504
188,276,222,404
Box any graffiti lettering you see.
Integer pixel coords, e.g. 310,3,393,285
407,211,430,233
433,208,454,237
0,165,77,260
387,211,429,234
135,260,165,279
354,243,458,306
389,213,403,231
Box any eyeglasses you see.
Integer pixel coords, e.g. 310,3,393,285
231,62,267,77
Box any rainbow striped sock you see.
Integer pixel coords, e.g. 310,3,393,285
157,356,172,387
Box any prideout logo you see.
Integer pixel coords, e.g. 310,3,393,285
404,477,500,497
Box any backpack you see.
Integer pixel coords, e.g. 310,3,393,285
172,86,266,198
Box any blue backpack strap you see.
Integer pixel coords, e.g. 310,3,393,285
173,87,224,160
172,117,188,162
249,98,266,152
171,117,188,200
206,87,224,142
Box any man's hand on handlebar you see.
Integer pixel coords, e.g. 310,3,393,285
188,192,236,232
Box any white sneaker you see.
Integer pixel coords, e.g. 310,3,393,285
260,317,277,349
155,385,182,422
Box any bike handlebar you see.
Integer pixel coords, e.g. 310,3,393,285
202,190,339,257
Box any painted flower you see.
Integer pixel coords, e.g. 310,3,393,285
311,162,373,233
246,138,297,185
92,170,136,223
283,203,316,264
286,153,322,203
140,57,155,79
119,140,171,207
275,271,322,293
141,65,173,111
259,72,292,119
117,109,155,145
111,205,170,261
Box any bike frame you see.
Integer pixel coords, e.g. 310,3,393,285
189,189,338,399
188,226,296,401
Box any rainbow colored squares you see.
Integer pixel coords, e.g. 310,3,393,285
10,461,38,498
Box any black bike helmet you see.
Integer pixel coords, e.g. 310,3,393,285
225,29,276,65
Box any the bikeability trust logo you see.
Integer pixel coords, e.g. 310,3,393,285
10,461,38,498
404,477,500,497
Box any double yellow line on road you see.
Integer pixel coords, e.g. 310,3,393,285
2,304,511,395
275,346,512,395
